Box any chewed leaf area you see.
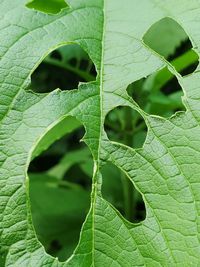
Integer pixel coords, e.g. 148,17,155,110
105,106,147,148
2,1,200,266
28,118,92,261
127,74,185,117
129,17,199,118
103,107,146,223
26,0,68,14
143,17,199,76
29,44,96,93
102,163,146,223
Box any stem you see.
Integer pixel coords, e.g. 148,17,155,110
120,108,136,221
121,172,135,221
44,57,95,82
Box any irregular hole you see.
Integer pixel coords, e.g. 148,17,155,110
139,18,199,117
102,162,146,223
29,44,96,93
143,17,199,76
128,17,199,117
26,0,68,14
28,118,92,262
127,73,185,117
104,106,147,148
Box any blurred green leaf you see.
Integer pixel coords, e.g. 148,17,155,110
144,50,198,94
48,147,92,179
29,173,90,260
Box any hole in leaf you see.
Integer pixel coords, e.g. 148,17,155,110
28,117,92,262
29,117,84,172
29,44,96,93
104,106,147,149
127,73,185,117
102,163,146,223
26,0,68,14
143,17,199,76
128,18,200,117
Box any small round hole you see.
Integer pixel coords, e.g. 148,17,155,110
105,106,147,149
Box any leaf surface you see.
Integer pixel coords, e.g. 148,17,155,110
1,1,200,266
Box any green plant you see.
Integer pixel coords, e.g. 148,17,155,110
1,0,200,266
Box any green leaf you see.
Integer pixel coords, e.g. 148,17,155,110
1,1,200,266
48,147,92,179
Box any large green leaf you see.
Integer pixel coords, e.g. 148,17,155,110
1,0,200,266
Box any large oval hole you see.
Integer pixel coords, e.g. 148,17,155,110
29,44,97,93
102,163,146,223
28,118,92,262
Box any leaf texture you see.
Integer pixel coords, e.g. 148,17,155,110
1,0,200,266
